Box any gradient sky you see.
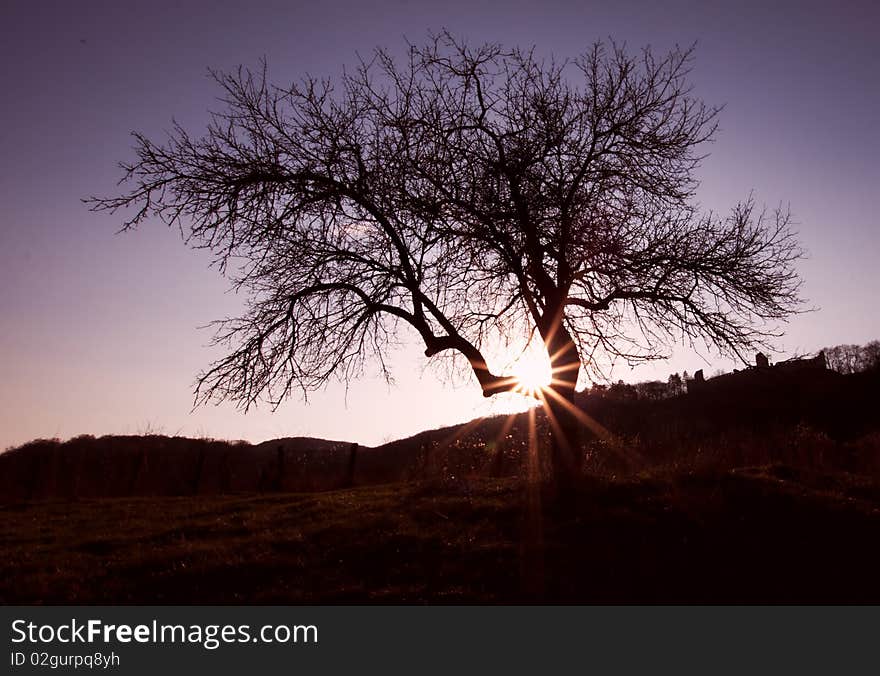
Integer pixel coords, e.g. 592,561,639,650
1,0,878,450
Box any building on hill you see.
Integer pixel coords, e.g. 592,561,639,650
686,351,827,394
773,350,827,372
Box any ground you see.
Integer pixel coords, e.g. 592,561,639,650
3,465,880,604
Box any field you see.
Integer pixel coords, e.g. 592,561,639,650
3,367,879,604
3,464,880,604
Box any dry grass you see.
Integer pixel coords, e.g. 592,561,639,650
3,464,880,604
4,368,878,603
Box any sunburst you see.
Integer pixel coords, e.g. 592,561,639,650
511,356,553,398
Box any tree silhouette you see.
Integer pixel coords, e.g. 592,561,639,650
823,341,880,374
89,34,803,489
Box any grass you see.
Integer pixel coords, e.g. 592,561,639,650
3,465,880,604
4,368,878,603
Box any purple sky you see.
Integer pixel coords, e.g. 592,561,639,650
1,0,878,450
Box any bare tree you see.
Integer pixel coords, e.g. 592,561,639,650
823,341,880,374
89,34,804,489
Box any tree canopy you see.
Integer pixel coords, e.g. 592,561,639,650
90,34,803,419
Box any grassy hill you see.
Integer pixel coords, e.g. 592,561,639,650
1,367,878,603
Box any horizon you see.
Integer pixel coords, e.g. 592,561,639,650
2,0,878,451
1,348,845,452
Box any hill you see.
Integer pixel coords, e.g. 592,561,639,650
2,367,877,500
1,366,878,603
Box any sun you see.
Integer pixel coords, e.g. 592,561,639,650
512,355,553,398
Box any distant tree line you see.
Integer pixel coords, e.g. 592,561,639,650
822,340,880,375
589,372,691,402
587,339,880,401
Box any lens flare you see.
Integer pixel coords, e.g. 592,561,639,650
512,356,552,397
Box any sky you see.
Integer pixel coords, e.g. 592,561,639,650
1,0,878,450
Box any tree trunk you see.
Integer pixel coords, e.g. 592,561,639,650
541,320,582,501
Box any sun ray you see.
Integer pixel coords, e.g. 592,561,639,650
511,354,552,399
496,412,517,438
534,388,574,455
538,385,612,441
520,405,545,599
478,412,519,476
538,385,651,468
433,416,488,455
